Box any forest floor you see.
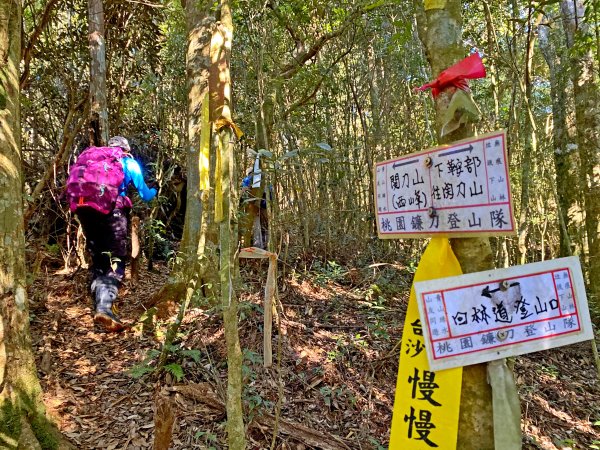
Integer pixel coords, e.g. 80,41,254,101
29,257,600,450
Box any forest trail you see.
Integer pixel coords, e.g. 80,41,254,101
28,261,600,449
30,266,166,449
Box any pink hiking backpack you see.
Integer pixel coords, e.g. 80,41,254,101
66,146,125,214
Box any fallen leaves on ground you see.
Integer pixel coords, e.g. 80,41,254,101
29,261,600,449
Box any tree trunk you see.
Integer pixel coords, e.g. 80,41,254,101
517,5,542,265
0,2,68,447
88,0,109,145
415,1,519,448
180,0,215,277
209,1,246,446
538,21,578,258
153,0,217,368
561,0,600,312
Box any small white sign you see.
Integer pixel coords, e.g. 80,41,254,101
414,257,593,371
374,130,516,238
252,156,262,188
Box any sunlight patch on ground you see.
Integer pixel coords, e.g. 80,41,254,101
288,278,330,301
291,344,325,365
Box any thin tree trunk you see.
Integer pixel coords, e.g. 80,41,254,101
0,2,68,446
561,0,600,311
212,1,245,445
517,5,542,265
415,1,520,448
88,0,109,145
539,21,577,258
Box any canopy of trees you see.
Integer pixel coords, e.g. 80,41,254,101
1,0,599,448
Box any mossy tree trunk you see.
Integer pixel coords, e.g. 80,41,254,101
0,2,69,448
155,0,217,369
414,1,518,448
180,0,217,285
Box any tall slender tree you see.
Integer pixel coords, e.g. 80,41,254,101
561,0,600,309
539,17,578,258
414,1,520,448
88,0,109,144
0,1,67,447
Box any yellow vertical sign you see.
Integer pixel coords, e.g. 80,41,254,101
199,94,211,191
424,0,447,10
389,238,463,449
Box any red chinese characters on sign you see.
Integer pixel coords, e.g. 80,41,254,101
414,257,593,371
374,130,515,239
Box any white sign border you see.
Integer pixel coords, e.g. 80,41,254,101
373,130,517,239
414,256,593,371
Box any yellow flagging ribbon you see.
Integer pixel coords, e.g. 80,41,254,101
215,117,244,139
389,238,463,449
214,135,223,223
199,95,211,191
424,0,447,10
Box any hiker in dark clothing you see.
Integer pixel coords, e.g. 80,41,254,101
67,136,156,331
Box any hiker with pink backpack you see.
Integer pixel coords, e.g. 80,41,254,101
65,136,157,331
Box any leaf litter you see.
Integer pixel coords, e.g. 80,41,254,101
29,261,600,449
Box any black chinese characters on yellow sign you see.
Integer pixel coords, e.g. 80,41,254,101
389,238,463,449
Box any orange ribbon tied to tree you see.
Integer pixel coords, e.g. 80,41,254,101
416,52,486,97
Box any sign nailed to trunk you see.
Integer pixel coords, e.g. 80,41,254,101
414,257,593,371
374,130,516,238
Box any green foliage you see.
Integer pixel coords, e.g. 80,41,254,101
130,344,204,381
367,437,387,450
537,364,560,379
130,348,162,379
311,260,348,285
241,349,273,418
164,363,185,381
238,300,263,322
194,430,218,449
319,384,357,409
144,218,173,261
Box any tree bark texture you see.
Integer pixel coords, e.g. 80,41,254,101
415,1,499,448
214,1,245,446
181,0,214,271
517,6,542,265
219,125,246,450
0,2,65,447
561,0,600,311
538,22,578,258
88,0,109,145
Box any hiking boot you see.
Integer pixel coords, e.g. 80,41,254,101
94,307,125,332
92,276,125,332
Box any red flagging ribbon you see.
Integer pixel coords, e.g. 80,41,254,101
416,53,486,98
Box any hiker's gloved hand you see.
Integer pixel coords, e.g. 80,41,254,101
147,181,159,198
